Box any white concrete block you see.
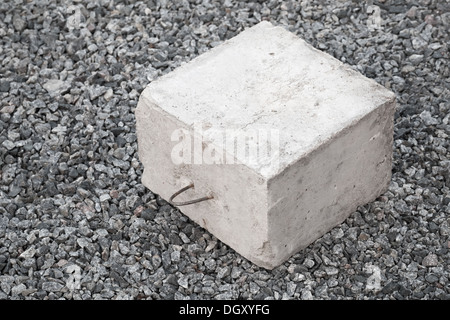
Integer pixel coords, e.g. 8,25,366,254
136,21,396,269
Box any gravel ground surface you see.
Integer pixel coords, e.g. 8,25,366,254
0,0,449,300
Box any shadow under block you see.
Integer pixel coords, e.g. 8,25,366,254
135,21,396,269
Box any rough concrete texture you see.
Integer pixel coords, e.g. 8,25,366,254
136,21,396,269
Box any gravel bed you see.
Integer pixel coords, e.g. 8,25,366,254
0,0,449,300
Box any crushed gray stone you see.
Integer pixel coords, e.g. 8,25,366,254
0,0,449,300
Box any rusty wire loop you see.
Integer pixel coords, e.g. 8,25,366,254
169,183,214,206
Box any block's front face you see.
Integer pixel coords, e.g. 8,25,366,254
136,95,271,267
136,21,396,269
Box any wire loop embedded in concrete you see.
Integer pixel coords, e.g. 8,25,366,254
169,183,214,206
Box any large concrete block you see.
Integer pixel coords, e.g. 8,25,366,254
136,21,396,269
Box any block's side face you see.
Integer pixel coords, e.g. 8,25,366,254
266,98,396,267
135,92,270,267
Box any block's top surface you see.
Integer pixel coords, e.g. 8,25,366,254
141,21,395,179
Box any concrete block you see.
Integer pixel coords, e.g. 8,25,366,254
136,21,396,269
